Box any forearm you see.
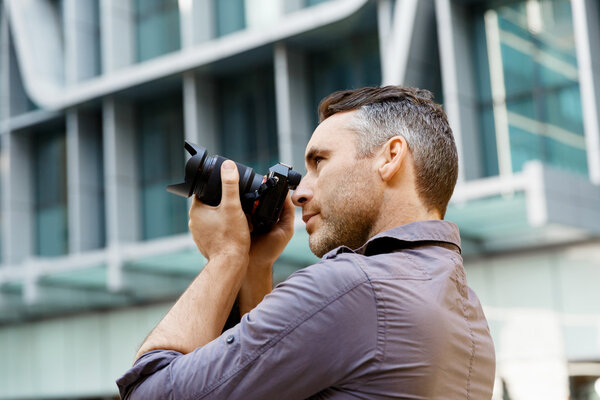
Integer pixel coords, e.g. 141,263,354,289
238,263,273,316
135,253,248,361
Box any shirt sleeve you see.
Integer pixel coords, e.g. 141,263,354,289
116,256,378,400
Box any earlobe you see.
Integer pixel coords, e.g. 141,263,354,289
378,136,407,182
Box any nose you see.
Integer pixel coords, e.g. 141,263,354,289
292,178,313,207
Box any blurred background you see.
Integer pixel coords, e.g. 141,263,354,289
0,0,598,399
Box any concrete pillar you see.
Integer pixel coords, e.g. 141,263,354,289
435,0,484,182
67,109,104,253
100,0,134,73
183,72,218,152
64,0,101,83
102,97,139,247
2,131,34,264
180,0,215,49
274,43,311,174
572,0,600,184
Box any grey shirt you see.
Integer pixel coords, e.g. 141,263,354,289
117,220,496,399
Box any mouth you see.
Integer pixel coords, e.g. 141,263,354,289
302,213,318,224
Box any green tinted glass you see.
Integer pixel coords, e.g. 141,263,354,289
215,0,246,37
216,65,279,173
137,90,187,240
34,130,68,256
308,31,382,126
135,0,181,62
473,0,586,177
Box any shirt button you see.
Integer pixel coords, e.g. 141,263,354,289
226,335,235,344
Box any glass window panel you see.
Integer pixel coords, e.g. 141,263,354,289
90,0,102,77
135,0,181,62
305,0,331,6
34,130,68,257
0,142,3,264
471,0,586,177
307,31,381,126
216,65,279,173
137,90,187,240
215,0,246,37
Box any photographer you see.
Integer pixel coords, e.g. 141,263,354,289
117,86,496,399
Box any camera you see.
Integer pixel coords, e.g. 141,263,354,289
167,142,302,234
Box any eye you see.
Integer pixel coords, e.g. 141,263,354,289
314,156,323,166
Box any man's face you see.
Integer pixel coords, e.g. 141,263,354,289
291,111,384,257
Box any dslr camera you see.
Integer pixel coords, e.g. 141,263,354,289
167,142,302,234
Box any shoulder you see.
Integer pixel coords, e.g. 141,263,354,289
250,253,374,330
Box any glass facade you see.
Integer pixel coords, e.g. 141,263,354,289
308,31,381,125
0,143,2,264
306,0,332,6
89,111,106,249
89,0,102,77
135,0,181,62
137,90,187,240
472,0,587,177
215,0,246,37
216,65,279,173
34,129,68,257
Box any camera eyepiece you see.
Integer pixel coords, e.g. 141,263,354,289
167,142,301,234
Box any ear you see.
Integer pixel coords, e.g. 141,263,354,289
378,136,409,182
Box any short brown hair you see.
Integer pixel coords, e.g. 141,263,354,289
318,86,458,218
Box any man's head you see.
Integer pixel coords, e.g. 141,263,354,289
292,86,458,257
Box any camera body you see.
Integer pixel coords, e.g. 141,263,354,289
167,142,302,234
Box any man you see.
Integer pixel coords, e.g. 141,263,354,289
117,86,496,399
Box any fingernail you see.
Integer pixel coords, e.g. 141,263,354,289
222,160,235,170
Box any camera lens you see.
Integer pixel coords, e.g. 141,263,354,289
195,154,263,211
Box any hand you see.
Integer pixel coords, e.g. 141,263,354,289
248,194,295,269
188,160,251,262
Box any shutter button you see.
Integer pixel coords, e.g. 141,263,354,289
226,335,235,344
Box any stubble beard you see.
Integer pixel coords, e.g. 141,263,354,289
308,170,383,258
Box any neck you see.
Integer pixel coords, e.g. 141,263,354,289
369,193,441,238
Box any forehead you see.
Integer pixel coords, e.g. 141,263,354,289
305,110,358,156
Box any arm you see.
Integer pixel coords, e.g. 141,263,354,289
238,195,295,315
135,160,250,360
117,257,378,400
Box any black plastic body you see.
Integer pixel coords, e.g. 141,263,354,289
167,142,301,234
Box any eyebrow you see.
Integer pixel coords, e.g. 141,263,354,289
305,147,331,165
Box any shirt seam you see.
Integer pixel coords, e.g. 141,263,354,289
462,290,476,400
195,274,370,399
349,255,386,370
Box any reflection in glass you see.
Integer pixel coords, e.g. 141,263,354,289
216,65,279,174
135,0,181,62
34,130,68,257
215,0,246,37
307,31,381,127
473,0,587,177
137,91,187,240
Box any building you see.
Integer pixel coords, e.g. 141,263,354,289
0,0,599,398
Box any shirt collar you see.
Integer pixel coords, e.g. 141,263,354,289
322,220,461,259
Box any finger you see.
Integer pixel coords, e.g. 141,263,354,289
278,194,295,230
220,160,240,209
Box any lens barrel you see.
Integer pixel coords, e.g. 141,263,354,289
167,141,301,233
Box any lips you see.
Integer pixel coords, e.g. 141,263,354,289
302,213,318,224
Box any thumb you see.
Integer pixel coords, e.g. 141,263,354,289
220,160,240,208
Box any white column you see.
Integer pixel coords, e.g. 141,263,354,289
67,109,104,253
378,0,420,85
180,0,215,49
100,0,135,73
102,97,139,246
3,132,34,264
64,0,101,83
572,0,600,184
435,0,484,182
274,43,311,173
183,73,218,152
